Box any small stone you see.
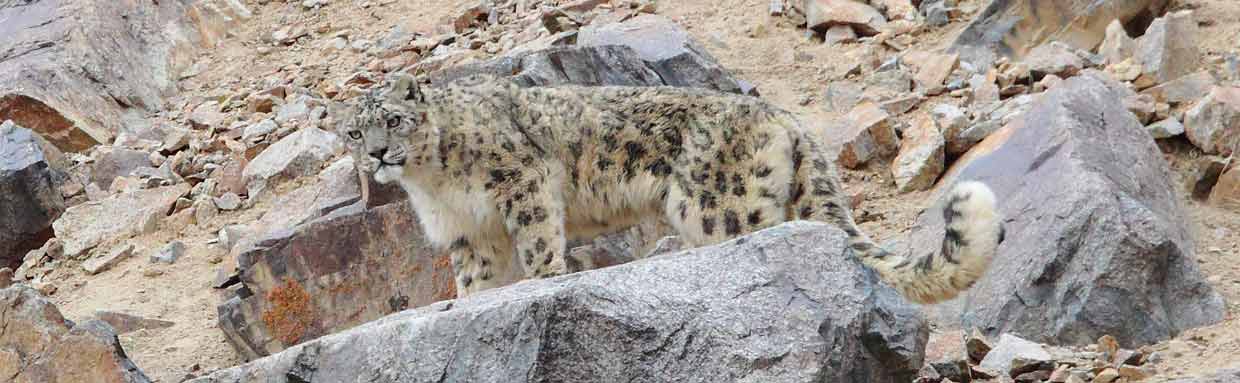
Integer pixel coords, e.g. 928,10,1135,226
142,267,163,278
822,24,857,44
1147,118,1184,139
193,198,218,226
0,267,13,289
1098,19,1135,65
890,113,944,192
150,241,186,264
822,81,864,113
906,51,959,90
1025,41,1086,80
1209,161,1240,210
94,310,175,334
1094,368,1120,383
217,225,248,251
1187,157,1225,202
1124,94,1157,124
212,268,240,289
979,334,1051,374
1117,365,1151,380
214,193,242,211
189,101,225,130
966,330,992,363
1048,364,1071,382
82,244,134,275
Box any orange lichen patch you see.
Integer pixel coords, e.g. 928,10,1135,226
431,254,456,300
261,278,316,346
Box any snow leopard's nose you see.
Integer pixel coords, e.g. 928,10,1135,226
369,148,387,160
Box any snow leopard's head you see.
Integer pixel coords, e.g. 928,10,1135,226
334,73,427,184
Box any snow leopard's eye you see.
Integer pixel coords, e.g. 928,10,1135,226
347,130,362,140
386,116,401,128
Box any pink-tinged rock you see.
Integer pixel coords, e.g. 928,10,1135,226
51,183,189,257
891,113,945,192
1184,86,1240,155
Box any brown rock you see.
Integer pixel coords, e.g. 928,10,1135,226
907,51,959,90
189,101,226,130
1095,368,1120,383
805,0,888,36
0,285,153,382
837,102,898,169
891,113,945,192
246,94,282,114
1209,163,1240,211
1184,86,1240,155
1189,156,1230,201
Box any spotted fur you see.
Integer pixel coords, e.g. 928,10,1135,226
334,74,1003,303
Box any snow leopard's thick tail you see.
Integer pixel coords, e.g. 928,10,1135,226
790,130,1003,304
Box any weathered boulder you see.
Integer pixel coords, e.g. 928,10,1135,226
0,0,250,152
0,285,152,382
431,16,749,95
196,222,928,382
52,183,190,258
0,120,65,269
217,201,454,359
1184,86,1240,156
242,127,342,199
950,0,1171,68
908,71,1224,347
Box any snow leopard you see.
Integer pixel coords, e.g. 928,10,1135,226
333,73,1003,304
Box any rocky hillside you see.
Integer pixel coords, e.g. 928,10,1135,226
2,0,1240,382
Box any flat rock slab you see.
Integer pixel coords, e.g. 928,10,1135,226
908,71,1224,348
52,183,190,258
195,222,928,383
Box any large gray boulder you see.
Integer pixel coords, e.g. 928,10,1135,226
0,285,152,383
195,222,928,383
0,120,65,269
950,0,1171,68
0,0,250,152
430,15,750,95
907,71,1224,348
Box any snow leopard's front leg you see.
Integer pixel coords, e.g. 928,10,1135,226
499,180,569,279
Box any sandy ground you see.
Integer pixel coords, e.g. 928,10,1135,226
41,0,1240,381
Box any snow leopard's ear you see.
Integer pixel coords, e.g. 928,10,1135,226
383,73,424,103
